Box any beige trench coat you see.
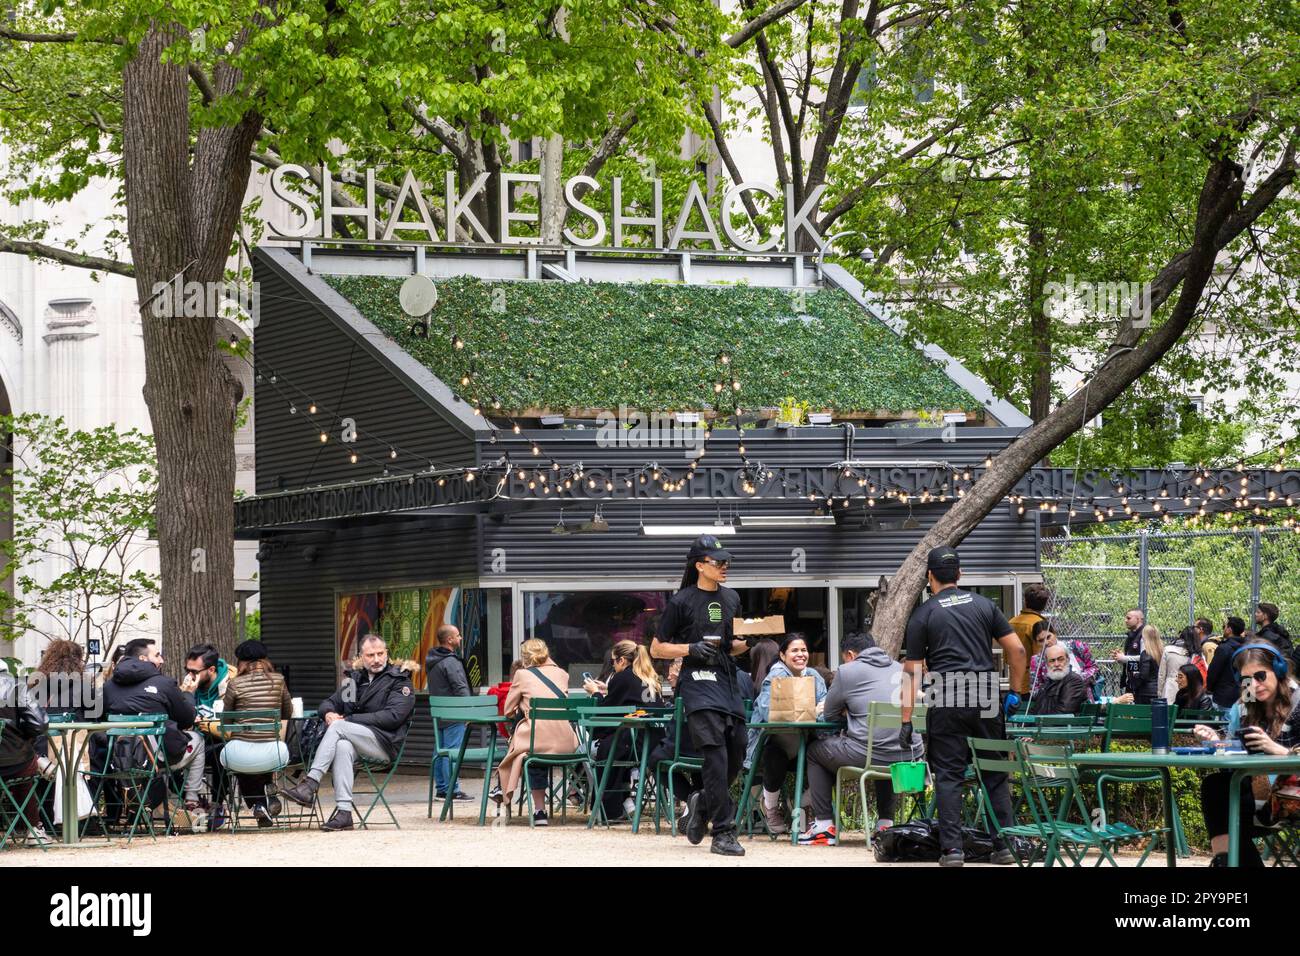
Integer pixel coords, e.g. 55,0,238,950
496,664,580,797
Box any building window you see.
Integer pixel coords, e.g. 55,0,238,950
523,590,669,683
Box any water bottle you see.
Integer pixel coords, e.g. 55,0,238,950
1151,701,1171,754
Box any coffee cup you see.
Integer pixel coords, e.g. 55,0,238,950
292,697,304,719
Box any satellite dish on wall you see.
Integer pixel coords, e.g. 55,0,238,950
399,275,438,317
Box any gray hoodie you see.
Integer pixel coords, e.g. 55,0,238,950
822,646,924,761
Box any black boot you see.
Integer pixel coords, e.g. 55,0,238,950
321,808,354,831
279,776,318,808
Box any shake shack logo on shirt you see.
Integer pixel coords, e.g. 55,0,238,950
708,602,722,623
936,592,974,609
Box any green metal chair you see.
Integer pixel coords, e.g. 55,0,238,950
1019,740,1164,866
1098,702,1188,856
655,695,704,836
82,714,169,844
522,698,596,827
215,709,296,832
832,702,928,842
352,725,412,829
426,696,503,820
0,718,53,852
1259,823,1300,866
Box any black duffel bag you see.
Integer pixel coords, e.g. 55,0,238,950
872,818,996,863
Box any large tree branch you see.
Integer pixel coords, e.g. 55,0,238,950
578,109,639,182
702,98,763,222
0,238,134,276
725,0,811,48
401,97,467,161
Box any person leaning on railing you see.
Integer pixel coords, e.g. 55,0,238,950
219,640,293,827
1192,644,1300,867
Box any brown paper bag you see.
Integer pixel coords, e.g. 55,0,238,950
768,675,817,723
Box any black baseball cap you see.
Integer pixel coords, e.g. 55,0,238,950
927,546,960,571
688,533,733,563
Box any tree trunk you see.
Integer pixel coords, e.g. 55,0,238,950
871,154,1259,655
123,25,256,664
540,133,566,244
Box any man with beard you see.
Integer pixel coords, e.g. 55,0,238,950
1111,608,1145,696
1029,643,1090,715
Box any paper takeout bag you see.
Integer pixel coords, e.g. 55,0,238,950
733,615,785,636
769,675,817,723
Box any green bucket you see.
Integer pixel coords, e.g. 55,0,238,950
890,761,927,794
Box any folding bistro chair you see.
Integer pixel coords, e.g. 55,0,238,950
1019,741,1164,866
832,702,929,841
579,705,663,829
426,696,503,821
0,718,53,851
82,715,169,844
215,708,295,832
655,695,703,836
522,698,594,827
1098,703,1187,856
353,722,413,829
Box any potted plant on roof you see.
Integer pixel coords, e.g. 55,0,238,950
774,396,810,429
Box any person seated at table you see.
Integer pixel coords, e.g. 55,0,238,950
94,638,206,826
747,633,828,836
0,657,53,847
181,643,232,719
425,624,473,802
1029,643,1090,716
491,639,579,826
749,638,780,689
1192,644,1300,867
801,632,924,846
1173,663,1217,714
1158,626,1197,704
279,635,415,832
218,641,293,827
1028,621,1099,700
583,639,664,822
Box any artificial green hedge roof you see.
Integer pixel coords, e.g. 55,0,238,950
324,274,979,417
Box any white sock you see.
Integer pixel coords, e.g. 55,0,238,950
814,818,832,829
763,789,781,810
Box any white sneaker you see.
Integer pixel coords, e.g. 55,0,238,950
623,797,637,819
27,826,54,848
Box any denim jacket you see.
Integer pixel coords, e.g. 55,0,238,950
744,661,828,768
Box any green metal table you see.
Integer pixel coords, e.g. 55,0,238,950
45,720,153,846
584,713,671,833
737,720,842,846
1067,750,1300,867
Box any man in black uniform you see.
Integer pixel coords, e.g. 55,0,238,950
1111,608,1145,696
651,534,749,857
900,546,1027,867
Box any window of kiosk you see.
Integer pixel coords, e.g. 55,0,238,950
733,587,828,669
522,590,670,686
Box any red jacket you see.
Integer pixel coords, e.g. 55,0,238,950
486,681,512,738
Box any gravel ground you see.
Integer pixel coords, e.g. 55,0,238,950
2,775,1202,868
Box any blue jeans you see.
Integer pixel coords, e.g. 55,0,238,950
434,722,467,794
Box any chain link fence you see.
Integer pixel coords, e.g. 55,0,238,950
1040,527,1300,697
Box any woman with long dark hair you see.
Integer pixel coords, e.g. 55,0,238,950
1173,663,1216,713
1193,644,1299,866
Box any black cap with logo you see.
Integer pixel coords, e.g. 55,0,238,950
688,533,733,563
927,546,960,572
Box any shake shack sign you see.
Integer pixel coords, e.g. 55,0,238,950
268,165,826,253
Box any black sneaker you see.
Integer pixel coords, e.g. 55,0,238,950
321,809,353,832
267,796,283,818
1208,853,1228,868
452,790,473,802
684,791,707,846
710,830,746,857
989,847,1016,865
939,850,964,867
532,810,549,827
253,804,275,828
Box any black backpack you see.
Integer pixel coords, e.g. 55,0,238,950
287,715,326,767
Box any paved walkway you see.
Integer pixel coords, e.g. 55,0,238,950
2,775,1204,867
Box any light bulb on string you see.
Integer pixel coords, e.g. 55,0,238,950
289,404,297,415
319,431,328,443
309,403,317,415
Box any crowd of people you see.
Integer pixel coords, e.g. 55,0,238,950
3,541,1299,867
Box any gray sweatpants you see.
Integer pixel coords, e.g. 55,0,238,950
167,730,206,803
806,735,869,821
307,720,389,811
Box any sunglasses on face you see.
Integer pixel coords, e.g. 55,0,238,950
1243,670,1271,684
704,558,729,568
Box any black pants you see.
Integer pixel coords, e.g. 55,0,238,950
687,709,746,836
646,739,700,801
928,707,1013,854
1200,772,1265,866
760,733,801,793
593,732,634,820
236,773,274,809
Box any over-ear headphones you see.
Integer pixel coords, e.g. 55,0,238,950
1231,643,1290,680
